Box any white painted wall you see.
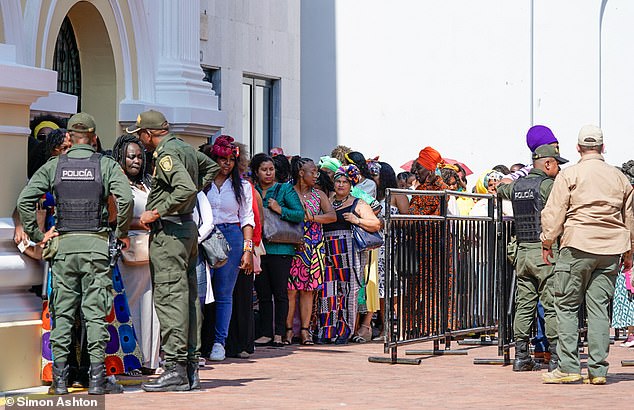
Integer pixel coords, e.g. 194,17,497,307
201,0,301,155
302,0,634,185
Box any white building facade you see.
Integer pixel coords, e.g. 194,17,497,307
0,0,299,390
301,0,634,180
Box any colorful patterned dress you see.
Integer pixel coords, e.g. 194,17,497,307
408,176,448,335
289,189,326,291
319,202,368,342
612,269,634,329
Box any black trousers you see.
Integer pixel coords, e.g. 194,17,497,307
225,271,255,356
255,255,291,338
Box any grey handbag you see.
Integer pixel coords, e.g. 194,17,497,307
200,226,231,268
195,201,231,268
263,184,304,244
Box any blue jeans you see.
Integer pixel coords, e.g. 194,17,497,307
196,252,207,306
209,224,243,345
532,301,549,352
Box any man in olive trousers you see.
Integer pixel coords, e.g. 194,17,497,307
127,110,219,392
541,125,634,384
17,113,132,395
498,144,568,372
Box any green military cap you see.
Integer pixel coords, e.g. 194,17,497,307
532,144,568,164
126,110,169,133
67,112,96,133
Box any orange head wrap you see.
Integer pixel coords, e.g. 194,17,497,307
416,146,442,172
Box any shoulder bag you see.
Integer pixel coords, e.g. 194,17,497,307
262,183,304,244
350,198,384,251
200,227,231,268
195,201,231,268
121,232,150,265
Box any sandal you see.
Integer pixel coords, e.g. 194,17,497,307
284,328,294,345
271,335,285,347
300,328,314,345
350,334,367,343
358,324,372,342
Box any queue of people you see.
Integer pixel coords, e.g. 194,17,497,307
14,111,634,396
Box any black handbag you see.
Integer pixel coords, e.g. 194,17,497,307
350,198,384,251
263,184,304,244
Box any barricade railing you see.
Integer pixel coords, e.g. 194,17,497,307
370,189,497,364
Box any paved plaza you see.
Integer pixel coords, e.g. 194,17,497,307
6,339,633,409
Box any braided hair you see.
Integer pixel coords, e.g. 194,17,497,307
344,151,374,180
290,156,314,186
112,134,151,186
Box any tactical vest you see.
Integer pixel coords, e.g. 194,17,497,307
511,175,547,243
54,153,104,232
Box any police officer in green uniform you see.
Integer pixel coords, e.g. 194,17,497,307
17,112,133,395
497,144,568,372
126,110,219,392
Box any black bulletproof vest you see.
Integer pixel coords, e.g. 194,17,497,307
54,153,104,232
511,175,547,243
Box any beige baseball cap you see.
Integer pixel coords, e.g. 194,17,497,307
578,125,603,147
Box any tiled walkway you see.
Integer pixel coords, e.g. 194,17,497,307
100,339,634,409
4,339,634,409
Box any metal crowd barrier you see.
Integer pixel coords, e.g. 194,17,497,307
370,189,497,364
370,192,622,366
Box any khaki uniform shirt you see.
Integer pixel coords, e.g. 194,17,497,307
146,134,219,216
540,153,634,255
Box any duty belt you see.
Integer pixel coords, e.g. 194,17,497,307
161,214,194,224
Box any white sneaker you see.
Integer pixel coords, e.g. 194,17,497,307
209,343,226,361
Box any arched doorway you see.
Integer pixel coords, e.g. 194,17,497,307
53,2,117,147
53,17,82,111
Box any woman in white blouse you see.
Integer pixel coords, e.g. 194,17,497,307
202,136,254,362
112,134,161,373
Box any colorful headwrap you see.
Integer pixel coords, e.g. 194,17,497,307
367,160,382,176
416,146,442,171
211,135,239,158
334,165,361,186
318,156,341,173
270,147,285,157
475,170,504,194
34,121,60,139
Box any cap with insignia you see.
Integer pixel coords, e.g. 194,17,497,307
125,110,169,133
67,112,96,133
532,144,569,164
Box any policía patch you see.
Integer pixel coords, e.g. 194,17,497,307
159,155,173,172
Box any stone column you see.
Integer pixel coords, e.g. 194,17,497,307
0,43,57,391
153,0,224,137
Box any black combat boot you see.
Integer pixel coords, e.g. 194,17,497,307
187,361,201,390
548,342,559,372
88,363,123,395
513,340,541,371
48,362,69,395
142,362,190,392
